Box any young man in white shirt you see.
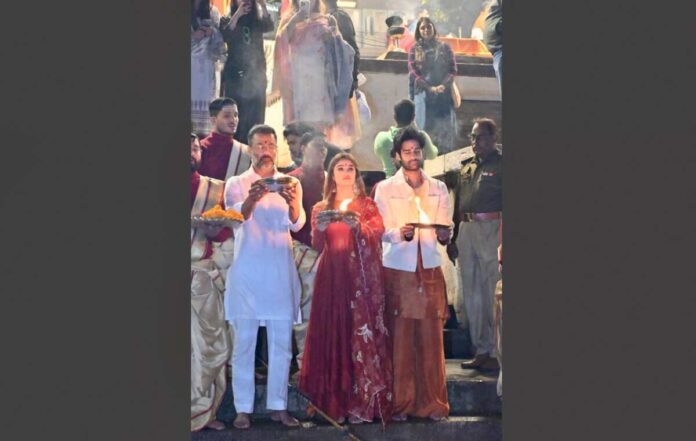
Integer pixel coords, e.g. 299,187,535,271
373,126,453,421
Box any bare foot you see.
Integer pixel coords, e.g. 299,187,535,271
233,412,251,430
270,410,300,427
205,419,225,431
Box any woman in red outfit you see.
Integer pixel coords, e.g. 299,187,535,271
298,153,393,424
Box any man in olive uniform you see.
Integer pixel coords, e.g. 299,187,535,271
447,118,502,371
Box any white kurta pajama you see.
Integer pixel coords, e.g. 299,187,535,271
224,168,305,413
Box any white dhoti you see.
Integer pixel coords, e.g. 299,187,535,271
191,259,231,430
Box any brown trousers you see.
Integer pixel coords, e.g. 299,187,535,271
390,316,450,417
384,260,450,418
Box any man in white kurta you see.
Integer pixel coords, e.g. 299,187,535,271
224,124,305,429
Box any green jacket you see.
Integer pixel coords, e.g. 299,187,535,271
374,126,439,177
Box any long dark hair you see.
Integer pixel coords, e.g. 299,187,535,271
322,153,366,209
414,16,438,42
191,0,211,29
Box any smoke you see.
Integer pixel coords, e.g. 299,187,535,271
384,0,489,37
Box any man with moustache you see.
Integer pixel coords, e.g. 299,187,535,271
374,126,452,421
224,124,305,429
288,133,328,247
199,97,252,181
190,133,233,432
374,99,439,178
446,118,502,371
281,121,343,173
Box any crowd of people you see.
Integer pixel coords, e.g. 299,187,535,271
190,0,503,432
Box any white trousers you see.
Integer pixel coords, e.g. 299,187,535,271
230,319,293,413
456,219,501,357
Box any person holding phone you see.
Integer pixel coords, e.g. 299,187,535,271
220,0,275,145
191,0,226,136
273,0,358,150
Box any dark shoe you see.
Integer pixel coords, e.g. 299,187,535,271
270,410,300,427
480,357,500,370
233,413,251,430
460,353,489,369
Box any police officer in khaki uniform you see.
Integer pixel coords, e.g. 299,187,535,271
446,118,502,371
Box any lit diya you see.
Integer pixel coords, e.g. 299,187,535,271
317,198,359,222
191,204,244,228
406,196,449,229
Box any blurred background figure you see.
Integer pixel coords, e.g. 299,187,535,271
408,17,457,154
273,0,360,150
220,0,275,144
191,0,227,137
482,0,503,93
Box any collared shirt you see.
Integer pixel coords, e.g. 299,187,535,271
223,167,306,323
199,131,251,181
450,149,502,215
374,168,453,272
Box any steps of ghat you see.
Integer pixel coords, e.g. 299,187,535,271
192,415,502,441
214,359,501,426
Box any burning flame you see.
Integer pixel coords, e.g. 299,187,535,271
339,198,352,212
413,196,430,224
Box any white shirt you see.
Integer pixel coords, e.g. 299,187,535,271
374,168,453,272
224,167,306,323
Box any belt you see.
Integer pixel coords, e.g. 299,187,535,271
460,212,501,222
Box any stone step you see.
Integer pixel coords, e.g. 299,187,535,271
193,416,501,441
216,360,501,423
444,327,474,359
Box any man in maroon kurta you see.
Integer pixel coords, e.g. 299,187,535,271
288,133,328,247
199,97,252,181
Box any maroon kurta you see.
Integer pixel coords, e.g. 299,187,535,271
288,165,325,247
199,131,249,181
299,197,393,423
191,171,232,259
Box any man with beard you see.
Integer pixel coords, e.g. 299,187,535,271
281,121,343,173
373,126,452,421
224,124,304,429
288,133,328,247
374,99,438,178
199,98,252,181
446,118,502,371
190,133,233,432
